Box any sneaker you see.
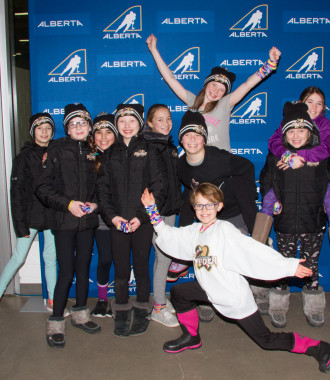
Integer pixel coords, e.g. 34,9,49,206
105,307,112,318
167,262,189,282
46,299,70,318
91,299,108,317
198,305,215,322
46,299,54,312
166,299,175,314
151,307,179,327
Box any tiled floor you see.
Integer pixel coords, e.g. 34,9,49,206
0,293,329,380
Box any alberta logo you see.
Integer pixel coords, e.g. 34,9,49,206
286,47,324,79
231,93,267,125
103,5,142,39
167,47,200,80
229,4,268,37
48,49,87,82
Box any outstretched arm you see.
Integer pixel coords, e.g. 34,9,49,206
146,34,187,103
230,47,281,108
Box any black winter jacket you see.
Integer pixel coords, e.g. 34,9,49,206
260,152,328,234
35,137,98,231
178,146,258,233
143,131,181,216
10,141,52,237
96,134,168,226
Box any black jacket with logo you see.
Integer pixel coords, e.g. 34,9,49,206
143,131,181,216
11,141,53,237
96,134,168,226
35,137,98,231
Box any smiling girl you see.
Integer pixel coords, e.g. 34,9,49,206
96,103,167,337
260,102,329,329
36,103,100,348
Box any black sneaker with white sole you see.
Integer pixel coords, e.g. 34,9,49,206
91,299,108,317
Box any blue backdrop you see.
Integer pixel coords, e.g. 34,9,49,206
29,0,330,297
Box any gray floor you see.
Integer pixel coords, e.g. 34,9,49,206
0,293,329,380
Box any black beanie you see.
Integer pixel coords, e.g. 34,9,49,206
92,112,117,138
281,102,313,135
204,67,236,94
29,112,55,139
115,103,144,131
63,103,92,135
178,110,208,144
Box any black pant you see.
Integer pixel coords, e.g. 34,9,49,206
110,222,153,304
171,281,293,351
52,229,95,317
95,229,112,286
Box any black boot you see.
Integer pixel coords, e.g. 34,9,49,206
163,325,202,353
129,307,150,336
306,341,330,373
114,309,132,337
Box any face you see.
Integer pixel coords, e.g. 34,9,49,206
193,193,223,227
181,132,205,156
94,129,115,151
34,123,53,146
204,81,226,103
117,115,140,144
285,128,310,149
147,108,172,135
67,117,91,140
303,93,324,119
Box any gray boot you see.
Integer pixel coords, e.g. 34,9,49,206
269,287,290,328
302,286,326,327
70,305,101,334
250,285,270,315
46,316,65,348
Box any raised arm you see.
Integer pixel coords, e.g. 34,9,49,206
230,47,281,108
146,34,187,103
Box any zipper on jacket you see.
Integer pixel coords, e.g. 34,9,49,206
295,169,300,234
123,148,129,218
78,141,84,231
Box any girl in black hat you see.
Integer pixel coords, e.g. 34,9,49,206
96,103,168,337
90,113,117,318
0,113,57,308
259,102,329,329
146,33,280,152
36,103,101,348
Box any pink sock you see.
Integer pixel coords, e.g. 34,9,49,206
98,283,108,301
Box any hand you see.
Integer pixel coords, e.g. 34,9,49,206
294,259,313,278
291,156,305,169
85,202,97,213
269,46,281,61
146,34,157,52
141,188,156,206
68,201,87,217
276,160,290,170
130,217,141,232
111,216,128,228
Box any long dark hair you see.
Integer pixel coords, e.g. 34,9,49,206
299,87,326,115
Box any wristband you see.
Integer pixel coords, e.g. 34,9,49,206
117,221,133,233
281,150,295,168
256,58,278,79
68,200,75,211
145,204,162,225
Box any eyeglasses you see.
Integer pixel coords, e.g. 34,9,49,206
193,203,219,211
68,120,89,129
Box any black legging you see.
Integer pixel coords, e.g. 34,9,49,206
110,222,153,304
52,229,95,317
171,281,294,351
95,229,112,286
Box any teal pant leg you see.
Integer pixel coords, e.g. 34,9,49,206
0,228,38,297
42,229,57,300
